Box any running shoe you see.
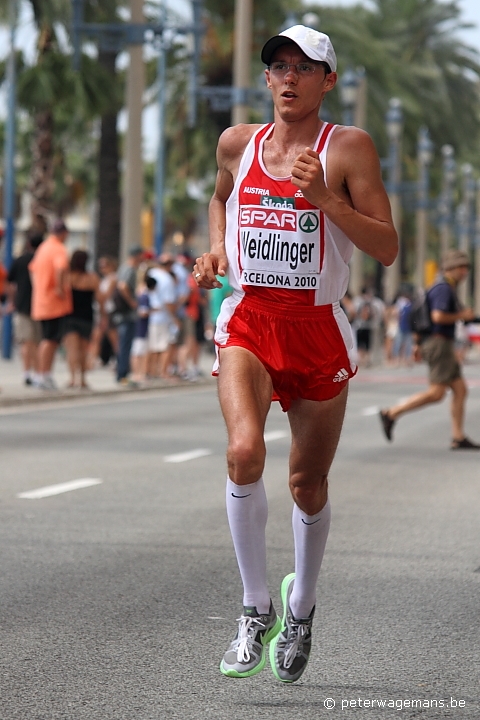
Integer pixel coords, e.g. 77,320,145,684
379,409,395,441
269,573,315,683
220,601,281,678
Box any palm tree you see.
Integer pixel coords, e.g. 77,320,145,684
308,0,480,161
5,0,116,233
83,0,125,259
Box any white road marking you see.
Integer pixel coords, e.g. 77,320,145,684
362,406,380,416
207,616,224,620
164,448,213,463
163,431,287,463
17,478,102,500
264,430,288,442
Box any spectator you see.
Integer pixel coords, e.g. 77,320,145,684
130,271,156,384
6,231,44,385
392,291,413,366
209,273,233,335
147,255,177,379
178,262,203,380
112,246,144,385
383,299,399,365
90,255,118,367
63,250,100,389
28,218,73,390
168,251,191,375
353,288,374,367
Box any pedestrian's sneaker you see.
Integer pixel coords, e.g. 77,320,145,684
379,409,395,441
269,573,314,683
39,376,58,391
451,436,480,450
220,601,281,678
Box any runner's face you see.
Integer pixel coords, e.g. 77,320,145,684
265,45,337,119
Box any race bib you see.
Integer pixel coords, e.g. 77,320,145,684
239,204,321,289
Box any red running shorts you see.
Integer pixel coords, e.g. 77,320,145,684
214,296,357,411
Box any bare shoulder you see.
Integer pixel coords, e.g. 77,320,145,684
217,123,262,170
330,125,380,165
71,272,100,291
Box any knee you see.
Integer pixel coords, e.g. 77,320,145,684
289,472,328,514
429,386,446,403
227,436,266,485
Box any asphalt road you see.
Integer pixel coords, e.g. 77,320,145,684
1,369,479,720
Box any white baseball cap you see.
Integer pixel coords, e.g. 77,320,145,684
261,25,337,73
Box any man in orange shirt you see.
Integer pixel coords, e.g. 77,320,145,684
29,219,72,389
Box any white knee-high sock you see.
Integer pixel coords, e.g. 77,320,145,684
289,499,331,619
226,476,270,613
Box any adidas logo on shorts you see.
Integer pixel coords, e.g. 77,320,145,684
333,368,349,383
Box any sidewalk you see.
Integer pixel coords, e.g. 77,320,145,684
1,343,479,409
0,347,216,408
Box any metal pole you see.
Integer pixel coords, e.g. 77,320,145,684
383,99,403,303
458,163,475,305
439,145,455,258
414,126,432,289
353,67,367,129
154,4,167,256
120,0,145,261
2,0,17,360
187,0,203,128
474,180,480,317
232,0,252,126
350,68,367,297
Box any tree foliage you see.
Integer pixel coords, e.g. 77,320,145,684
1,0,479,249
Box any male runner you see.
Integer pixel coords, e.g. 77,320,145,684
194,24,398,682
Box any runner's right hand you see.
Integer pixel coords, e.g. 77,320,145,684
193,253,228,289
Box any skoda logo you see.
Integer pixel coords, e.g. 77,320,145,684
299,212,319,233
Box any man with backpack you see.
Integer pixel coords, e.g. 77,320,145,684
379,249,480,450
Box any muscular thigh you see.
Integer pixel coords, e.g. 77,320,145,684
287,385,348,483
217,346,273,442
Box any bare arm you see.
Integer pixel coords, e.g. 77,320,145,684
117,281,137,309
291,127,398,266
431,308,475,325
55,267,69,298
194,125,258,288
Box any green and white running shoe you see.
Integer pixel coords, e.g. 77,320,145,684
220,602,281,678
269,573,315,683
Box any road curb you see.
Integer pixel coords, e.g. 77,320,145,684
0,376,215,409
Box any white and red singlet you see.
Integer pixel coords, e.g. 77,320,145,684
214,122,358,410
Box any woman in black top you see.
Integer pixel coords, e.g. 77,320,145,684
64,250,100,388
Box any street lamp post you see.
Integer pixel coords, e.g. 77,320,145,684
232,0,252,126
340,69,364,297
438,145,456,258
458,163,475,305
340,68,359,127
1,0,17,360
154,2,168,256
415,126,433,289
475,180,480,317
120,0,145,262
383,98,403,303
